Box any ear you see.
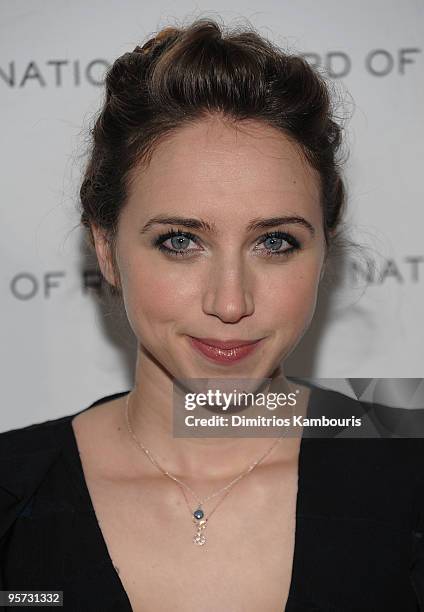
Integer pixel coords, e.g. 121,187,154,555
90,224,118,288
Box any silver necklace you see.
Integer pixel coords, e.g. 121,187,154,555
124,391,284,546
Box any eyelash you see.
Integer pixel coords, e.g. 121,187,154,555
152,228,301,259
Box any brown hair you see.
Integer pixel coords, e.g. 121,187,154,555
79,18,348,293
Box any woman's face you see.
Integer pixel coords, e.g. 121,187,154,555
94,115,326,380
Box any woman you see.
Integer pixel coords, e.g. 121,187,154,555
1,18,423,612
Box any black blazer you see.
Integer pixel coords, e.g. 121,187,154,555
0,383,423,611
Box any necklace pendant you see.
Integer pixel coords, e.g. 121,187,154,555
192,514,207,546
193,531,206,546
193,507,204,520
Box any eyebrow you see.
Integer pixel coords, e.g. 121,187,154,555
140,214,315,236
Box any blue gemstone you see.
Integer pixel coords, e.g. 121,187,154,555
193,509,204,520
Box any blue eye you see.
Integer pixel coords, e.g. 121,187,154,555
255,231,300,257
153,228,301,258
153,228,200,257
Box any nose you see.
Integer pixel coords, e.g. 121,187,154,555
202,258,255,324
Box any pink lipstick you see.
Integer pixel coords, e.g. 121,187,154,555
188,336,264,364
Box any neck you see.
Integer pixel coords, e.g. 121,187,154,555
125,350,310,481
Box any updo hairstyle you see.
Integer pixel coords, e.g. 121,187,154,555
79,18,348,294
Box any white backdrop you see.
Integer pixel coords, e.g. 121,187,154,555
1,0,423,431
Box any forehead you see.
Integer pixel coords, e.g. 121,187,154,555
126,116,321,221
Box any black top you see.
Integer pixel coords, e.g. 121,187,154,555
0,383,424,612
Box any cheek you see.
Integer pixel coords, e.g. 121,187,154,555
262,260,321,331
120,261,196,334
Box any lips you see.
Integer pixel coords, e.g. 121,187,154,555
188,336,264,364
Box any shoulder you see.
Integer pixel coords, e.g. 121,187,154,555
299,380,424,492
306,380,424,441
0,414,73,460
0,390,129,458
0,391,129,530
0,413,75,501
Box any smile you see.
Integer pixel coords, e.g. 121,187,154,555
187,336,264,364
